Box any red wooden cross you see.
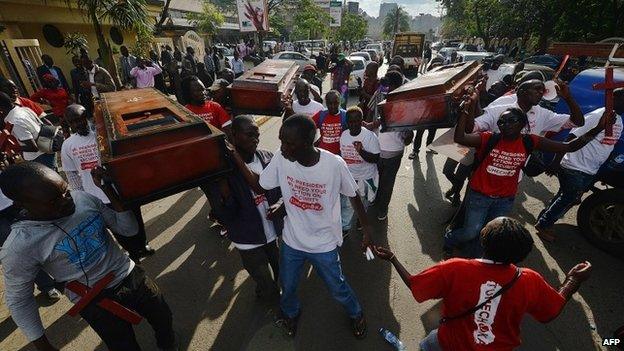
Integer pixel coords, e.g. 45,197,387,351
65,272,143,324
592,66,624,136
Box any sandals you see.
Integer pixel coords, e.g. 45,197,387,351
351,314,367,339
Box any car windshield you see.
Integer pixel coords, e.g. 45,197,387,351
351,59,365,70
353,53,369,60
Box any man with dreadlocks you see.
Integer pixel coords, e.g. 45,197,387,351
372,217,592,351
444,91,613,258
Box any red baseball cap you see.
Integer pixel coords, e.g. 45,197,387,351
303,65,317,72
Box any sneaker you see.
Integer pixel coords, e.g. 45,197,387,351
219,228,228,237
377,213,388,221
276,312,300,337
408,151,418,160
46,288,62,300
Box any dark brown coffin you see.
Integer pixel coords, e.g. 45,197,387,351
379,61,483,131
94,88,230,207
229,59,299,116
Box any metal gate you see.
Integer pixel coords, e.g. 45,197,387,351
1,39,43,96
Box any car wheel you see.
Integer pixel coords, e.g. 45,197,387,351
577,188,624,257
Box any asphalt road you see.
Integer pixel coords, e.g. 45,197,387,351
1,67,623,351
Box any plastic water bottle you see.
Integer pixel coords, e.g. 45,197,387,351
379,328,406,350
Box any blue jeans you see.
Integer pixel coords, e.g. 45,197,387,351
279,242,362,319
536,167,595,229
340,185,373,231
444,189,515,257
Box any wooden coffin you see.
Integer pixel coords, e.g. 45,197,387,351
94,88,230,207
379,61,483,132
229,59,299,116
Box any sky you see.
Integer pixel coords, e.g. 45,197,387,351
357,0,441,18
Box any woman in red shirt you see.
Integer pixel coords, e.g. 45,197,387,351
444,91,612,258
373,217,592,351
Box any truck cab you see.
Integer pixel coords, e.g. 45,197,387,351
392,32,425,73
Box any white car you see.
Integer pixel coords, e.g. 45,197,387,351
273,51,316,69
456,51,495,62
349,51,372,64
365,43,384,62
347,56,366,90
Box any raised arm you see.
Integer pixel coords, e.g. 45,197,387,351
536,109,613,154
556,79,584,127
454,91,483,147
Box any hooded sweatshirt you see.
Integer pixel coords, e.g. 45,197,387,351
0,191,138,341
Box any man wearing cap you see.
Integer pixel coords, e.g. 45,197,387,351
330,54,352,109
302,65,323,101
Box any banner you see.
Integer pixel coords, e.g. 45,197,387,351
236,0,269,32
329,1,342,27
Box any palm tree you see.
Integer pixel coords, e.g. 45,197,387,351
64,0,150,86
383,7,411,38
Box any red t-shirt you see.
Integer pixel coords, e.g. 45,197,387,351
30,88,71,117
17,97,44,116
469,132,539,197
312,110,344,155
185,101,232,130
410,259,565,351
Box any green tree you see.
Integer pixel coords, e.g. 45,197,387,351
335,12,368,43
383,6,411,38
63,0,150,87
186,1,225,37
293,0,331,40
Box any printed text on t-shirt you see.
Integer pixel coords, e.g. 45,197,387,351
485,149,527,177
286,176,326,211
321,122,342,144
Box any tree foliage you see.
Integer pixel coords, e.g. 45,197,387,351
383,7,411,39
292,0,331,40
186,1,225,36
334,12,368,43
440,0,624,51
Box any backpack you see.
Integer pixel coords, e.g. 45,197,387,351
317,109,347,131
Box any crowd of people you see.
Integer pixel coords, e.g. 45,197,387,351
0,38,622,351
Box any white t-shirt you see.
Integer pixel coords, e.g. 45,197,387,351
474,102,575,136
60,131,109,203
485,68,506,90
340,128,380,180
561,108,623,175
488,94,517,107
89,66,99,97
0,189,12,211
259,149,357,253
378,131,407,152
5,107,43,161
293,99,324,117
233,155,278,250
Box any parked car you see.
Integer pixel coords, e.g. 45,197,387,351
458,43,478,52
364,49,381,63
456,51,495,62
522,54,561,70
273,51,316,69
365,43,384,63
349,51,372,64
347,56,366,90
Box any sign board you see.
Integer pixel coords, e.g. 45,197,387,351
315,0,330,9
428,128,475,165
237,0,269,32
329,1,342,27
182,30,205,61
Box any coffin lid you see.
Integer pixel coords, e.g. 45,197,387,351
231,59,299,92
387,61,481,99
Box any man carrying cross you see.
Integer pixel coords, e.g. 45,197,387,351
535,88,624,241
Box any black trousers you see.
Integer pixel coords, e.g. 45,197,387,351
238,240,280,303
110,206,147,257
376,153,404,216
79,266,175,351
442,158,472,194
412,128,437,152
